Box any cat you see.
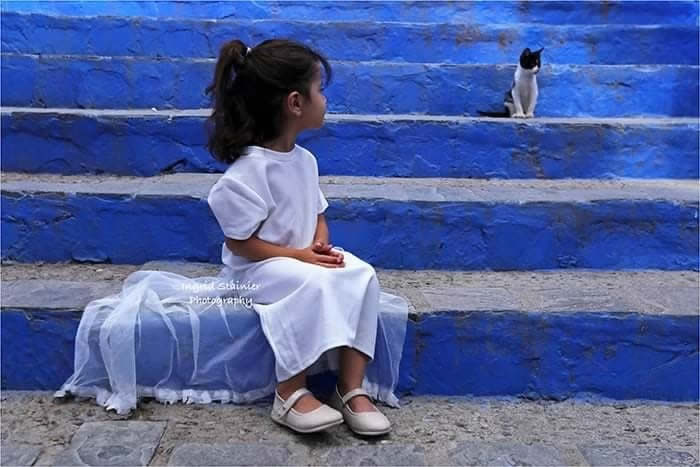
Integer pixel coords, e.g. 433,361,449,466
477,47,544,118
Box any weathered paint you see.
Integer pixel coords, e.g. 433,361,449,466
2,308,697,402
2,113,697,179
3,55,698,117
403,311,699,401
1,0,697,25
1,0,698,409
1,194,697,270
2,13,698,65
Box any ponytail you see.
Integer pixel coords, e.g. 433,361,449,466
205,39,332,165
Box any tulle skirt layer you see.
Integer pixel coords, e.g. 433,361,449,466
53,257,409,415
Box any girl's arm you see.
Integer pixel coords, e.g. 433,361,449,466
225,216,340,265
225,235,300,262
313,214,329,245
310,214,344,265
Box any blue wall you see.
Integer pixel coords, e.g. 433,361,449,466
2,308,697,401
2,1,698,24
3,13,698,65
3,55,698,117
2,113,697,178
2,193,698,270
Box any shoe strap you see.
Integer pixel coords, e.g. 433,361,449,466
276,387,311,418
340,387,371,406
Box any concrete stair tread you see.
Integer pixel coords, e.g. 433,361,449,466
1,390,698,466
2,261,697,316
2,171,697,203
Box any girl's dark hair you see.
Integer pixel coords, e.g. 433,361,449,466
205,38,332,165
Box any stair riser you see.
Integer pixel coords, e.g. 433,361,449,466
402,311,699,401
2,0,698,24
3,14,698,65
2,113,697,179
2,194,697,270
3,55,698,117
2,308,697,401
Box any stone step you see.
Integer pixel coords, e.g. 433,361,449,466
2,0,697,24
2,172,697,270
1,390,698,466
3,54,698,117
2,109,697,179
1,261,698,402
2,13,698,65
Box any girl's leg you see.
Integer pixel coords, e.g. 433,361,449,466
276,369,322,413
337,346,378,413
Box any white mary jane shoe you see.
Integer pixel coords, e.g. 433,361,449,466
270,387,343,434
328,385,392,436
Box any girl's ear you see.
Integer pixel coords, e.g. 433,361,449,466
286,91,303,117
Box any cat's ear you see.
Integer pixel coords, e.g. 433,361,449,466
535,48,544,54
522,48,532,55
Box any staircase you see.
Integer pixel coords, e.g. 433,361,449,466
1,1,698,464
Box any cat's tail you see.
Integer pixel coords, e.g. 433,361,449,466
477,110,510,118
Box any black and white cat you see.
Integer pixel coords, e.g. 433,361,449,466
478,47,544,118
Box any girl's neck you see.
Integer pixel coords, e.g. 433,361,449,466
260,132,297,153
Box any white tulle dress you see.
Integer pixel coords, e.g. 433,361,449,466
53,144,410,415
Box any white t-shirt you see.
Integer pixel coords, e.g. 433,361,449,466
207,144,329,270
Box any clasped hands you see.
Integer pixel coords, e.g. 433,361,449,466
294,240,345,268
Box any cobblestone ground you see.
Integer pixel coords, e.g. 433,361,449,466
1,391,698,466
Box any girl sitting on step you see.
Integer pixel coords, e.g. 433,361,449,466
203,38,409,435
54,38,408,437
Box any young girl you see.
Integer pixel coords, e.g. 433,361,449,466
205,38,409,435
53,38,408,437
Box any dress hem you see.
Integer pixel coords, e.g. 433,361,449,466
277,338,375,382
53,380,278,415
52,377,402,416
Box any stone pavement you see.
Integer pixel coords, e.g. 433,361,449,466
1,391,697,466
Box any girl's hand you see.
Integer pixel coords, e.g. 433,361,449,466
296,244,345,268
313,241,344,264
312,240,333,254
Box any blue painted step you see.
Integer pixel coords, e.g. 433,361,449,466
2,110,697,179
3,54,697,117
2,268,697,402
2,13,698,65
1,0,697,25
2,174,697,270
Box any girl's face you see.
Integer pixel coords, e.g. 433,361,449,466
302,63,327,129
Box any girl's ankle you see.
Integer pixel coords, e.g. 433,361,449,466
337,382,360,396
277,385,303,400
